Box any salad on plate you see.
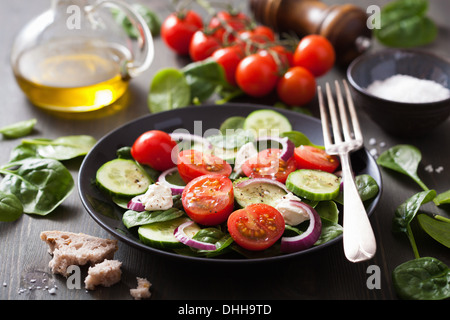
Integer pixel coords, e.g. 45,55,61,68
94,109,379,259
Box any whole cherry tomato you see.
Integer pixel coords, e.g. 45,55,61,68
211,45,244,86
235,51,279,97
131,130,178,171
293,35,335,77
277,66,316,106
189,30,222,62
161,10,203,55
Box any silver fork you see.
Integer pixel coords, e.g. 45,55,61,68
318,80,376,263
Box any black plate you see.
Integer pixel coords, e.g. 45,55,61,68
78,103,382,264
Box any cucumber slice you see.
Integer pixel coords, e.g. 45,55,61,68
233,177,288,208
286,169,341,201
219,116,246,134
243,109,292,137
96,159,151,197
138,217,200,249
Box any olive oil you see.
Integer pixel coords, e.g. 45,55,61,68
13,38,132,112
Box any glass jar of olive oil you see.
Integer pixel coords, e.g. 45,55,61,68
11,0,154,112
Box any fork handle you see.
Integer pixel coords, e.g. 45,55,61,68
340,152,377,262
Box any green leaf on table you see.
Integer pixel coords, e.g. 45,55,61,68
0,119,36,139
112,3,161,37
435,189,450,206
0,191,23,222
0,158,74,215
374,0,437,48
148,68,191,113
392,257,450,300
377,144,428,191
21,135,96,161
392,190,436,233
417,214,450,248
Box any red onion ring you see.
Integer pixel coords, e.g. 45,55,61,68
158,167,185,195
174,220,216,251
280,200,322,253
127,195,145,211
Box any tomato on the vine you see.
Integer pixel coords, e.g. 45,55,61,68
241,148,297,183
227,203,285,251
235,51,279,97
182,174,234,226
211,45,244,86
161,10,203,55
294,145,340,173
177,149,232,183
293,35,335,77
189,30,222,62
277,66,316,106
208,10,250,44
131,130,178,172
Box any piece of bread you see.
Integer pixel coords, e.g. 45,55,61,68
40,230,118,277
130,277,152,300
84,259,122,290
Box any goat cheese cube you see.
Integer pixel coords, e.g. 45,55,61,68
140,182,173,211
275,193,310,226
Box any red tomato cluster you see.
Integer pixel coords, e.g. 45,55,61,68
161,9,336,106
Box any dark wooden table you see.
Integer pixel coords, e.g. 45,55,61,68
1,0,449,305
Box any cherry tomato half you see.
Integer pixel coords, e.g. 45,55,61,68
235,51,279,97
293,35,335,77
182,174,234,226
131,130,178,172
211,45,244,86
294,145,340,173
189,30,222,62
161,10,203,55
277,66,316,106
241,148,297,183
177,149,232,183
227,203,285,251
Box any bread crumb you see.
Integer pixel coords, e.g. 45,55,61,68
40,231,118,277
130,277,152,300
85,259,122,290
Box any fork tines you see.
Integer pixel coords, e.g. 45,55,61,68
318,80,363,154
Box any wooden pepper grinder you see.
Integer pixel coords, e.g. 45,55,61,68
250,0,372,65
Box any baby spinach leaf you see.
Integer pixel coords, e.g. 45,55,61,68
315,200,339,224
393,190,436,234
435,189,450,206
0,158,74,215
0,119,36,139
281,131,324,149
122,207,185,229
182,59,233,103
392,257,450,300
0,191,23,222
314,219,343,246
417,214,450,248
374,0,437,47
21,135,96,161
334,174,379,204
148,68,191,113
112,4,161,38
377,144,428,191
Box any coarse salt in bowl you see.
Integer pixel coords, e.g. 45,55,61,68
347,49,450,137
